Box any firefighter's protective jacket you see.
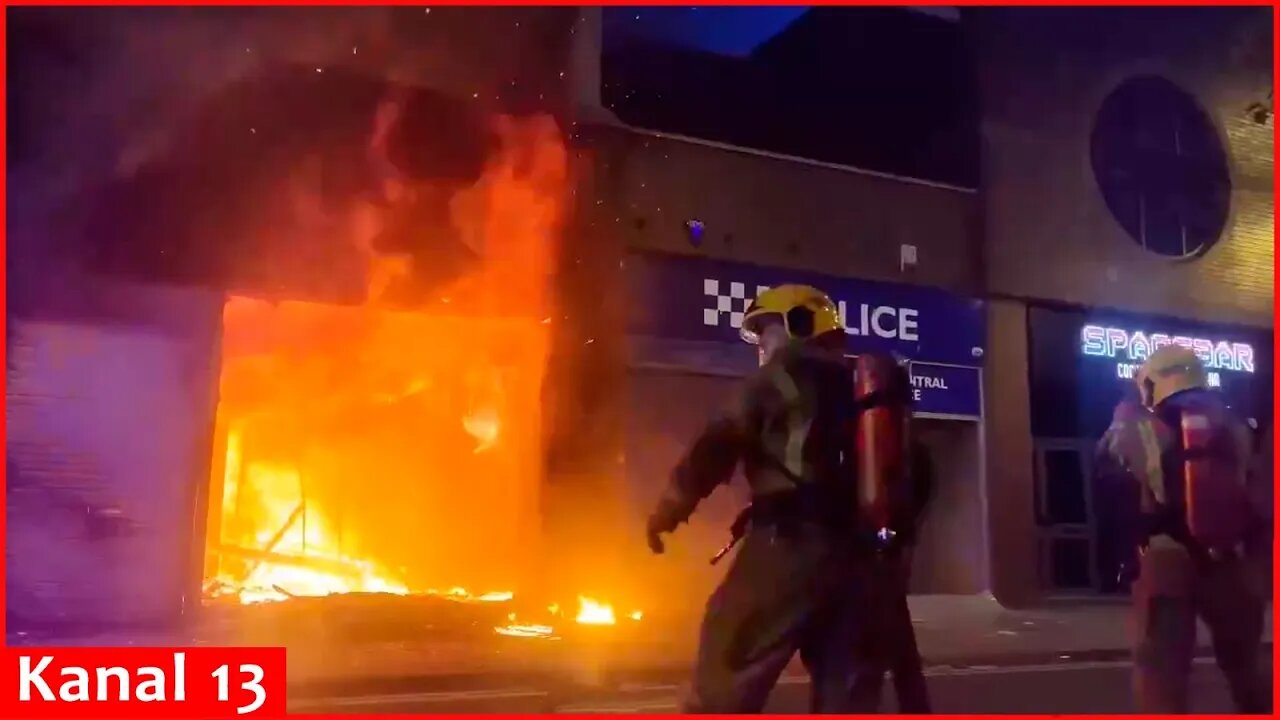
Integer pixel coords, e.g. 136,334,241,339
1100,389,1258,554
649,340,858,534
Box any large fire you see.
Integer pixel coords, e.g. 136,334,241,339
202,108,635,637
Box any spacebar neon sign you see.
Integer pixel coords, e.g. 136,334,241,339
1080,325,1255,388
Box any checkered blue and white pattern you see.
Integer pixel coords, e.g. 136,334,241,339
703,278,771,329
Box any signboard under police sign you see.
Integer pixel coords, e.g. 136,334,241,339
905,362,981,420
627,252,986,368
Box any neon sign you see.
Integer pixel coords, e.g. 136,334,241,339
1080,325,1255,385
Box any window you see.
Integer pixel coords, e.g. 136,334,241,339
1040,448,1088,525
1090,76,1231,258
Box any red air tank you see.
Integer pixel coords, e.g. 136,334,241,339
853,352,911,537
1175,401,1250,550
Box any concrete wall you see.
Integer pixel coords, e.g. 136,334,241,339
981,300,1040,606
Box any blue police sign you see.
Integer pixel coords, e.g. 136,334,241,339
626,252,987,418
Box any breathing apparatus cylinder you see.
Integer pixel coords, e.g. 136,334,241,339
853,352,912,546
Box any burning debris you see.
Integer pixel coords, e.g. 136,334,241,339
204,579,639,640
497,595,642,639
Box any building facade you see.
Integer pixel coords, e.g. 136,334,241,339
973,5,1274,605
572,7,995,613
574,5,1274,608
5,6,1273,635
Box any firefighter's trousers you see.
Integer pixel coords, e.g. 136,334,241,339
1133,548,1270,714
680,523,880,714
851,548,931,713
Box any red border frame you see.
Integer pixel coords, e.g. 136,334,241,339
0,1,1275,718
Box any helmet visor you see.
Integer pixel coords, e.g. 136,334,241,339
740,312,783,345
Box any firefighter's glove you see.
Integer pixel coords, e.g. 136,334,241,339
646,515,669,555
646,501,683,555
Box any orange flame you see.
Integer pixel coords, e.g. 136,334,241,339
206,112,566,608
576,596,617,625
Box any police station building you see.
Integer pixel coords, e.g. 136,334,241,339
623,252,991,595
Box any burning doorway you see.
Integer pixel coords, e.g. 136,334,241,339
196,108,635,637
203,296,548,605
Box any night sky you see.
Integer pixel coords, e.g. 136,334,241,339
601,6,959,57
602,7,810,57
599,6,976,187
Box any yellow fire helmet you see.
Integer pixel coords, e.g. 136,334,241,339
1135,344,1209,407
740,284,842,345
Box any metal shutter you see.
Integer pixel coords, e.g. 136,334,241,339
7,312,216,631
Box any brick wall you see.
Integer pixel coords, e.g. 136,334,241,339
974,6,1274,326
582,125,979,294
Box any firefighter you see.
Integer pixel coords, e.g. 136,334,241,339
846,358,932,713
644,283,873,713
1099,345,1270,714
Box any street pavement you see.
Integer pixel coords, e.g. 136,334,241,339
289,654,1274,714
242,594,1275,689
12,593,1271,714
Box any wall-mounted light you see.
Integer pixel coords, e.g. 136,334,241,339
683,219,705,247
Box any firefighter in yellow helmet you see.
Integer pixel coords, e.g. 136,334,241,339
645,284,879,712
1098,344,1269,713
